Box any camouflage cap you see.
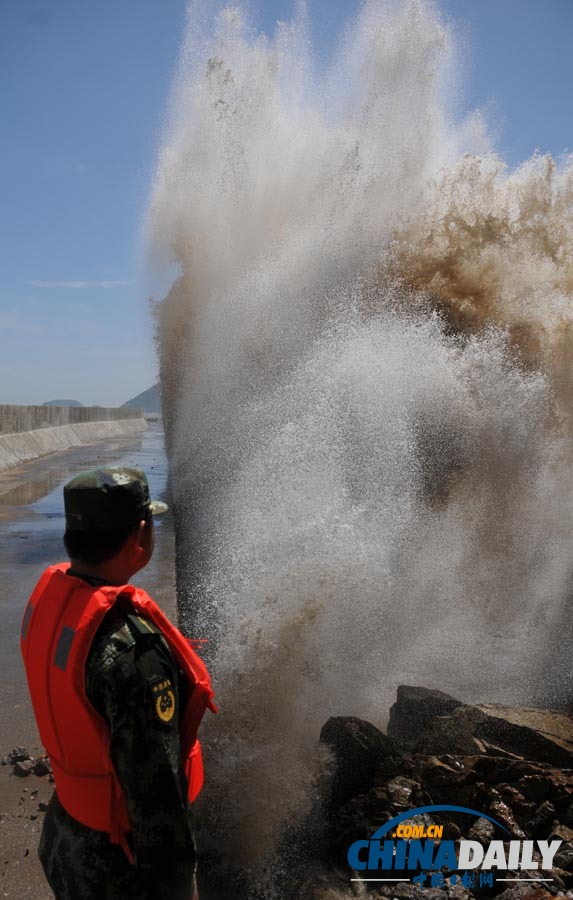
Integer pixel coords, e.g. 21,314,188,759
63,467,168,532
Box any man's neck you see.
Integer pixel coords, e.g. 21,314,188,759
68,559,132,587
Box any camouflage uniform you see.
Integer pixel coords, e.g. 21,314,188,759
39,576,196,900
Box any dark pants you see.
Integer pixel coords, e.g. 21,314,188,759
39,794,195,900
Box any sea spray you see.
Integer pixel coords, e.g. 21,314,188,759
148,0,573,891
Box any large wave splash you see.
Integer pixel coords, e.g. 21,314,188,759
148,0,573,888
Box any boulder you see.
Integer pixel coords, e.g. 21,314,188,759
419,756,468,788
489,797,526,839
466,816,494,845
385,775,420,808
320,716,397,810
413,706,488,756
554,841,573,870
475,705,573,768
399,699,573,769
387,686,463,746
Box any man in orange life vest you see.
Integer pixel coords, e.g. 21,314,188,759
20,467,216,899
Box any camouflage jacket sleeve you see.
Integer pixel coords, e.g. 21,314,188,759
86,604,196,900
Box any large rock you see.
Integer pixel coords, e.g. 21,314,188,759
390,687,573,768
474,705,573,768
387,686,463,746
413,706,489,756
320,716,397,810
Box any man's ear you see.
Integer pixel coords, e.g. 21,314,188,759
132,519,148,551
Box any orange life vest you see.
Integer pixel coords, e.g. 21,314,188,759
20,563,216,863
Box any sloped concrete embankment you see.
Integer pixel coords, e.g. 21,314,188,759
0,405,146,472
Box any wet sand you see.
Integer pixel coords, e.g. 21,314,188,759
0,423,176,898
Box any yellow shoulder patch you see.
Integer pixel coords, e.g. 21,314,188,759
151,678,176,724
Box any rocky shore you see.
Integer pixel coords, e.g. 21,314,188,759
3,686,572,900
299,686,573,900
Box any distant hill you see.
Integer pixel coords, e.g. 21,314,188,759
121,384,161,414
42,399,84,407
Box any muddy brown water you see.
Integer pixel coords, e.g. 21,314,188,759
0,423,176,898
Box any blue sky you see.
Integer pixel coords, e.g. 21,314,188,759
1,0,571,406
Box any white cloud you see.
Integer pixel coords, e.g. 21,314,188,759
29,280,131,289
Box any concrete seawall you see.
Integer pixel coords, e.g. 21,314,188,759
0,404,142,435
0,405,147,472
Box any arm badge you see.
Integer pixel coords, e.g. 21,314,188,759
151,678,176,725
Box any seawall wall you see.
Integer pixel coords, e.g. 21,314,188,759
0,405,147,473
0,404,142,435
